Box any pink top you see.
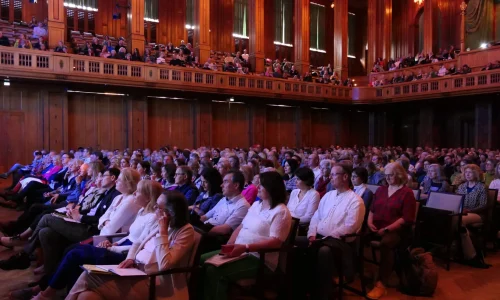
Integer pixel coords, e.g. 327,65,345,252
242,184,258,205
42,165,63,181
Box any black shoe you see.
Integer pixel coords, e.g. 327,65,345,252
466,255,491,269
0,251,31,270
0,173,8,179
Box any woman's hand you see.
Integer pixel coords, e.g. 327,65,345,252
368,222,378,232
118,259,135,269
159,211,170,236
97,240,112,248
377,228,386,236
227,244,246,258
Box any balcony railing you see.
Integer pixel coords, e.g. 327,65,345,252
1,46,500,104
0,46,352,103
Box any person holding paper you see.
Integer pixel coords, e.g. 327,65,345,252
198,170,250,252
66,191,195,300
200,171,292,300
25,180,163,300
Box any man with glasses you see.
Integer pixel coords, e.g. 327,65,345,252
174,166,199,206
199,170,249,252
299,164,365,300
200,151,212,164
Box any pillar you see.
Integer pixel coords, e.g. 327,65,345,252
47,0,65,48
159,0,187,45
210,0,234,53
248,0,265,73
333,0,348,79
128,0,145,54
194,0,211,65
383,0,392,61
294,0,310,75
367,0,377,74
460,1,467,53
475,102,492,149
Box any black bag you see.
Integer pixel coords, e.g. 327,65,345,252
397,247,438,296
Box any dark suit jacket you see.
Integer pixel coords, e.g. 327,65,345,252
80,185,121,230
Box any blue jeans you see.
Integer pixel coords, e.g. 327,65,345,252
49,244,126,290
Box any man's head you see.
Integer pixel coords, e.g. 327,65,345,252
222,170,245,198
330,164,351,190
200,151,211,163
308,154,319,168
101,168,120,189
90,151,103,162
174,166,192,185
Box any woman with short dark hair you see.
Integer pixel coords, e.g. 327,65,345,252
200,171,292,300
351,167,374,209
283,159,300,192
67,191,195,300
190,167,223,222
287,167,320,224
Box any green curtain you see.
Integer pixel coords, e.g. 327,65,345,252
465,0,493,49
310,3,325,50
234,0,248,36
275,0,293,44
145,0,158,21
63,0,98,10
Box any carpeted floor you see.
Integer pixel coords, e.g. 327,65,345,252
1,183,500,299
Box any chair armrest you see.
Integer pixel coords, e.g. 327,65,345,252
147,266,199,277
257,245,294,254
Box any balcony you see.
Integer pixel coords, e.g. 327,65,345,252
0,45,500,104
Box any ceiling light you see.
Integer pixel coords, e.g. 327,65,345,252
229,97,234,102
414,0,424,5
4,79,10,86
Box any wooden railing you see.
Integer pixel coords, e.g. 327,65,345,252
370,69,500,102
0,46,352,103
1,46,500,104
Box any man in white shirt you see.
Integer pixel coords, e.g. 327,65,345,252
302,164,365,300
308,154,321,184
199,170,250,251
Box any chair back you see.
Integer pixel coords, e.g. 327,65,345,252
277,217,300,274
426,192,464,214
412,189,421,201
366,184,381,194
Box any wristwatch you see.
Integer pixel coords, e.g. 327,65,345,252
245,244,250,252
384,228,390,233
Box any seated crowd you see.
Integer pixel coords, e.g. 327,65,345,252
0,144,498,299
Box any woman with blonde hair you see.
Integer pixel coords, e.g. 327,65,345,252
27,180,163,300
420,164,450,196
456,164,489,268
366,162,416,299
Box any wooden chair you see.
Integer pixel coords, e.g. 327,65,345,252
467,189,498,254
417,191,465,270
231,217,300,300
147,227,205,300
365,184,381,194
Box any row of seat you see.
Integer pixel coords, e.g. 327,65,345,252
0,20,34,45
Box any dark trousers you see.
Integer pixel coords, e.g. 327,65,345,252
26,214,94,275
14,181,50,208
15,202,67,232
368,227,411,284
48,244,126,290
295,235,355,300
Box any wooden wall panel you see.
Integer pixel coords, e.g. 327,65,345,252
68,94,127,150
47,92,67,151
148,99,194,150
265,106,296,147
250,104,266,146
158,0,187,45
310,110,335,148
195,101,212,148
212,102,249,148
210,0,234,52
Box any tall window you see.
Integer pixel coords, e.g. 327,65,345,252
275,0,293,46
144,0,158,22
310,2,325,52
186,0,194,29
1,0,22,22
63,0,98,11
144,0,158,43
348,13,355,56
234,0,248,38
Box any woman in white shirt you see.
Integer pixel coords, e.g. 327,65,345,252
287,167,320,224
28,180,163,300
488,163,500,201
200,171,292,300
67,191,195,300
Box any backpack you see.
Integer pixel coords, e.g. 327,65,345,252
397,247,438,296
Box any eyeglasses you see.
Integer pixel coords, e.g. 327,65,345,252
102,174,112,177
384,173,395,178
174,173,185,176
330,173,345,177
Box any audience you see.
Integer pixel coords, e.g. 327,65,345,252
1,144,500,299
